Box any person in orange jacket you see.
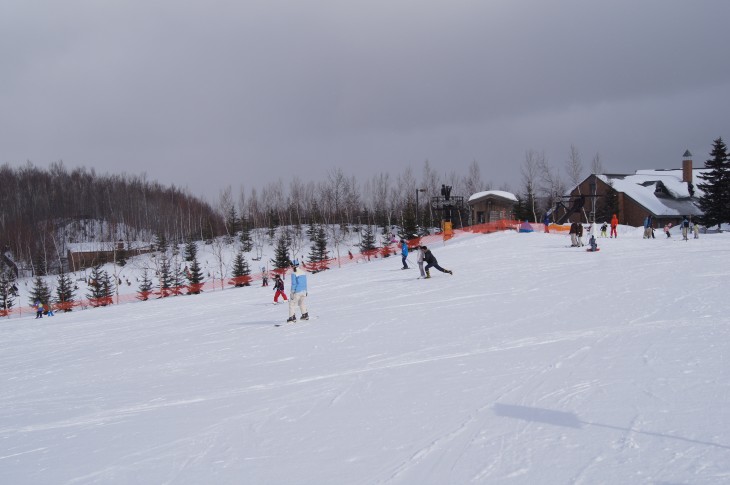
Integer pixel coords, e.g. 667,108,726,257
610,214,618,238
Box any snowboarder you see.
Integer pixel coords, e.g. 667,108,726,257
400,239,409,270
664,223,672,238
600,222,608,238
273,274,287,303
422,246,453,278
34,300,43,319
610,214,618,238
286,259,309,323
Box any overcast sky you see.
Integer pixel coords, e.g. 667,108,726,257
2,0,729,201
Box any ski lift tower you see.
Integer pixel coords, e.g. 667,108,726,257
431,185,467,234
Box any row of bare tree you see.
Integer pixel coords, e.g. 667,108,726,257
0,161,224,273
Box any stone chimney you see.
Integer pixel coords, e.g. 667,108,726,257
682,150,692,184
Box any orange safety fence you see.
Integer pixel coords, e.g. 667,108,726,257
1,219,567,319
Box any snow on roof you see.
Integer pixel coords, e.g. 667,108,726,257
597,169,708,217
468,190,518,203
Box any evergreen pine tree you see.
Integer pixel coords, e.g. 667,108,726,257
158,254,173,297
0,273,15,316
171,262,185,296
271,233,291,270
512,195,531,223
55,271,76,312
697,138,730,229
231,251,252,287
100,270,115,306
400,203,418,240
137,269,154,301
359,224,377,261
184,239,198,262
225,205,239,239
308,225,330,272
187,256,205,294
155,232,168,253
86,266,107,307
239,219,254,252
28,275,52,307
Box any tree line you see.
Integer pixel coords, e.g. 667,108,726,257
0,161,224,274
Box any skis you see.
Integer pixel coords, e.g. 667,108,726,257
275,316,317,327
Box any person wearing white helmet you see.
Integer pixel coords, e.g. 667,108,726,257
286,259,309,323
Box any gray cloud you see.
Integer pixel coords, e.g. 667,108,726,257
2,0,729,200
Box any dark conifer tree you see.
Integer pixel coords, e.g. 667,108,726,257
184,239,198,262
137,269,154,301
271,233,291,270
158,254,173,297
86,266,107,307
698,138,730,229
171,262,185,296
0,273,15,315
359,224,377,260
239,219,254,252
231,251,252,287
308,225,329,272
187,256,204,294
100,270,114,306
400,203,417,240
55,271,76,312
29,276,52,307
155,232,168,253
512,195,531,223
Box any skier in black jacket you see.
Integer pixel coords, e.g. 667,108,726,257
421,246,453,279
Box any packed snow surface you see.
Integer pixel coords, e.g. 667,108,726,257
1,230,729,484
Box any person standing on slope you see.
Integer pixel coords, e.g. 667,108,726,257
400,239,409,270
286,260,309,323
422,246,453,279
272,274,288,304
416,245,427,278
610,214,619,238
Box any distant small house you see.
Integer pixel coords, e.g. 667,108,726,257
567,152,707,228
467,190,518,224
66,241,152,272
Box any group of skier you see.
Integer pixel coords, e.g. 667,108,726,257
400,239,453,279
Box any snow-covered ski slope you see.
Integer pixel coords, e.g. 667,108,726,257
2,230,729,484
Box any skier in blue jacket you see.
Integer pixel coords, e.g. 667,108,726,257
400,239,409,270
286,259,309,323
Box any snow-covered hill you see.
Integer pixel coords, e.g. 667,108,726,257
1,229,729,484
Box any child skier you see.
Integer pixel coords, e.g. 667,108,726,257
588,235,598,252
273,274,288,303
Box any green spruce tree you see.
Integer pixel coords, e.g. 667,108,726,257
186,256,205,294
359,224,377,261
184,239,198,262
158,254,173,297
231,251,252,287
308,224,329,272
400,202,418,240
55,271,76,312
271,233,291,270
86,266,108,307
29,276,52,307
698,138,730,229
0,273,15,316
137,269,154,301
239,219,254,252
